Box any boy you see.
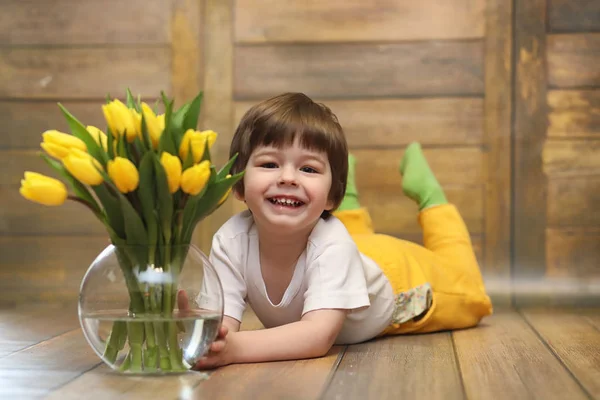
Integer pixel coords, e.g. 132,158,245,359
195,93,492,369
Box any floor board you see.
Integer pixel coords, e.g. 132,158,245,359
322,332,464,400
453,310,590,399
521,308,600,398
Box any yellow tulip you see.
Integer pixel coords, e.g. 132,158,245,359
19,172,68,206
86,125,108,151
40,130,86,159
160,152,182,193
141,103,165,148
179,129,217,163
63,148,104,186
180,160,210,196
108,157,139,193
102,99,140,142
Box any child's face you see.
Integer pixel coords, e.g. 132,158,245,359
237,139,334,235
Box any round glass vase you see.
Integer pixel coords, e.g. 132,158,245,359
78,244,223,374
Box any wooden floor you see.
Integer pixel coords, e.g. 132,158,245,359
0,306,598,400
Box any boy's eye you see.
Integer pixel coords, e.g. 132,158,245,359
300,166,318,173
260,162,278,169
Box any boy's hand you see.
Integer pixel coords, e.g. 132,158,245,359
194,325,234,369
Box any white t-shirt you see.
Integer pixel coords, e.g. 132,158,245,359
206,210,395,344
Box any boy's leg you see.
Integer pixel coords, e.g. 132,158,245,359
399,142,447,210
333,154,374,235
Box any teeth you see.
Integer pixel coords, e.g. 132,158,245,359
271,198,302,207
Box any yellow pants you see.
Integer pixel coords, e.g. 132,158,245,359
333,204,493,335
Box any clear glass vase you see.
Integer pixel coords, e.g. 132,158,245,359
78,244,223,374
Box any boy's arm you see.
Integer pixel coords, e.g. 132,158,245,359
227,308,346,364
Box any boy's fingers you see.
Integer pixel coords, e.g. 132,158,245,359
219,325,228,337
177,289,190,310
210,340,226,352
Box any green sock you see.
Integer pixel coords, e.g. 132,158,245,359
337,154,361,211
399,142,447,210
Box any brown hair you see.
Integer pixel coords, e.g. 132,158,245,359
229,92,348,218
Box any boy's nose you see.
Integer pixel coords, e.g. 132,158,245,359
278,165,298,186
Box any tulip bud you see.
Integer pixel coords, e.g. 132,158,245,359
19,172,68,206
181,160,210,196
63,148,104,186
40,130,87,159
108,157,139,193
102,99,140,142
141,103,165,149
86,126,108,151
160,152,182,193
179,129,218,163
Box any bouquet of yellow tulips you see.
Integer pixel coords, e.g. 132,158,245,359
19,89,243,372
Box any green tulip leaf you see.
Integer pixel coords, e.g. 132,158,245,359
200,140,211,163
158,93,177,156
182,91,203,132
138,152,158,249
107,128,115,159
217,153,239,180
117,135,129,160
93,183,125,239
139,113,152,152
182,144,195,171
152,153,174,244
126,88,141,113
180,167,214,243
58,103,108,166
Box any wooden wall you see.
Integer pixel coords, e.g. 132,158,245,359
0,0,598,306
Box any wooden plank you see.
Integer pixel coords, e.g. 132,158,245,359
234,41,484,100
548,90,600,138
235,98,484,148
0,185,106,235
0,0,170,45
171,0,204,105
198,0,236,253
0,48,170,99
548,0,600,33
0,101,110,149
483,0,512,286
0,236,107,305
235,0,485,43
192,347,343,399
521,309,600,398
0,306,79,358
1,150,58,186
0,329,100,397
546,228,600,279
513,0,548,282
542,139,600,176
322,333,463,399
547,176,600,227
454,310,589,399
548,33,600,89
353,148,484,187
360,186,483,235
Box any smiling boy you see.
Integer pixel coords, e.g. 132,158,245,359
195,92,492,369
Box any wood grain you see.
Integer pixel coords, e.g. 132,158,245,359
548,33,600,89
542,139,600,176
1,150,56,186
547,176,600,227
0,305,79,358
0,0,170,45
548,90,600,138
546,228,600,279
235,0,485,43
522,309,600,398
548,0,600,32
193,347,343,399
234,41,484,100
0,48,170,99
454,310,589,399
323,333,464,400
483,0,513,285
235,98,484,148
196,0,236,253
513,0,548,281
0,236,106,305
0,185,106,235
0,101,110,149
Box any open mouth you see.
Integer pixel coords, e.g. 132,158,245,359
268,197,305,208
